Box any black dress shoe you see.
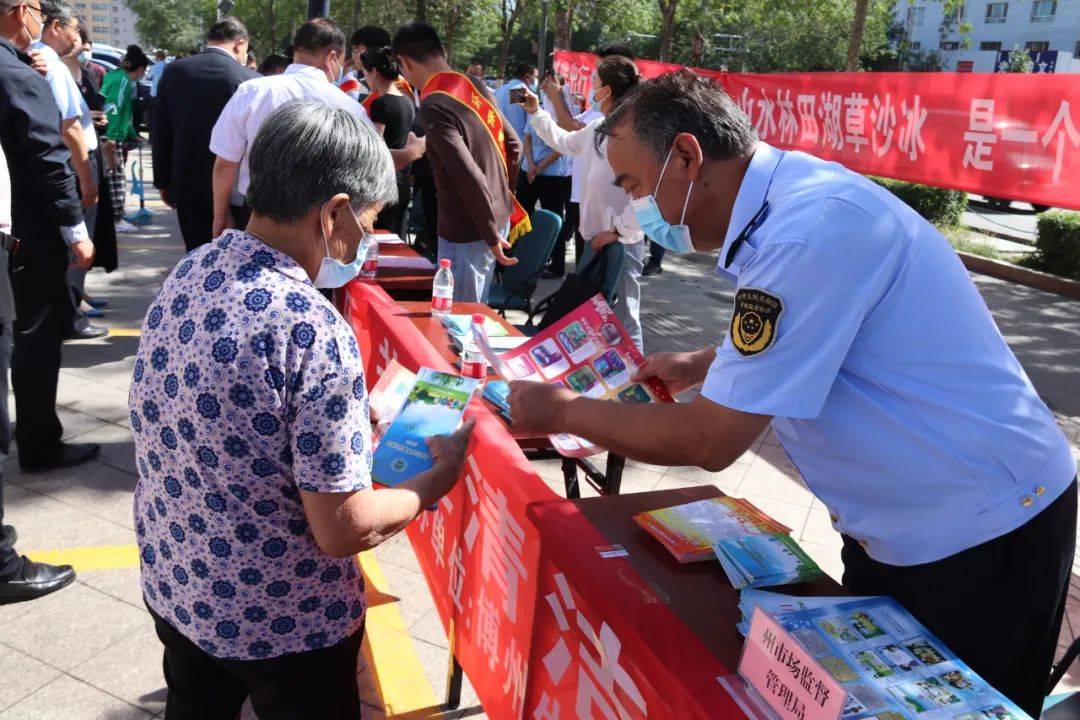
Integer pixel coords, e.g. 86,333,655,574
20,442,101,473
642,259,663,277
0,557,75,604
65,324,109,341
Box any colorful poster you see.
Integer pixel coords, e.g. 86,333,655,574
371,368,477,487
739,595,1033,720
476,295,673,457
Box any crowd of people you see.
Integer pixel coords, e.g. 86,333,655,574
0,0,1076,716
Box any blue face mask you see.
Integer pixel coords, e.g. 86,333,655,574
631,147,695,254
589,87,606,113
313,206,370,289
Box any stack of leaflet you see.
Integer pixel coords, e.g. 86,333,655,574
634,496,822,588
440,314,527,354
483,380,512,421
736,590,1033,720
714,533,822,589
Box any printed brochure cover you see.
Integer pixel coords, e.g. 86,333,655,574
633,497,792,563
714,533,822,589
740,594,1032,720
475,295,673,457
371,368,477,487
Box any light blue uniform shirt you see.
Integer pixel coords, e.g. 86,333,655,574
525,121,570,177
148,59,168,97
494,78,529,155
701,142,1077,566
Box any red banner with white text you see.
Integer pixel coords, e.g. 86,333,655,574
554,50,1080,210
342,281,556,719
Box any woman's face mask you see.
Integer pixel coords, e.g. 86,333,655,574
313,202,369,289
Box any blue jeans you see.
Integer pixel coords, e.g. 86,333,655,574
618,241,645,353
437,238,496,304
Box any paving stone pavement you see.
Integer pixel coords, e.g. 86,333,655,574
0,179,1076,719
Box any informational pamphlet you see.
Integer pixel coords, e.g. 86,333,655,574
474,295,673,457
483,380,512,421
371,368,477,487
714,533,822,589
633,497,791,563
736,593,1033,720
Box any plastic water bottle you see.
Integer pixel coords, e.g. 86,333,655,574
432,259,453,316
359,235,378,279
460,312,487,384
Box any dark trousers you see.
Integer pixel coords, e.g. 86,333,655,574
414,169,438,258
518,175,572,274
0,321,18,578
568,202,584,268
176,196,214,252
648,240,665,265
842,479,1077,718
11,264,71,464
375,179,412,238
150,607,365,720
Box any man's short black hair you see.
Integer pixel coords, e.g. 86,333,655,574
596,69,756,162
293,18,346,55
596,43,635,61
513,62,536,79
257,54,290,75
207,16,248,43
391,21,444,62
351,25,390,50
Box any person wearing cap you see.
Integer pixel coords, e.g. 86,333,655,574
101,43,149,233
508,70,1076,716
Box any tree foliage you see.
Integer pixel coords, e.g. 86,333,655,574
123,0,905,76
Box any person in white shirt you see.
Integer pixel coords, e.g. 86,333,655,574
33,3,106,339
209,18,424,237
523,55,646,350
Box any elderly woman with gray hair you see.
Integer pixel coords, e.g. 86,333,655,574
129,100,473,719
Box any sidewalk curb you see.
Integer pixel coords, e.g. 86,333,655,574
958,252,1080,300
961,223,1036,247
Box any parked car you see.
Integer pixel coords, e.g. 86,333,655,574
984,196,1050,213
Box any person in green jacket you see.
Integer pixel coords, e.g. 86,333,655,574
101,45,149,231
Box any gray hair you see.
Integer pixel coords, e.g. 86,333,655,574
42,0,76,25
247,100,397,224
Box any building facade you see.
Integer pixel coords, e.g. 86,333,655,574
72,0,142,50
896,0,1080,71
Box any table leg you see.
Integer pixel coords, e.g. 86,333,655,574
562,457,580,499
445,654,463,709
605,453,626,495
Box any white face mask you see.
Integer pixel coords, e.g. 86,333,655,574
20,5,43,46
313,203,370,289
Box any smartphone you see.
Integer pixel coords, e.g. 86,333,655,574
509,87,527,105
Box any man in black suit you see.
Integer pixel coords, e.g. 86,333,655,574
152,16,256,251
0,0,101,481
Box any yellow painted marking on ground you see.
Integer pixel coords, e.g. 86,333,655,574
107,328,141,337
358,551,440,717
26,544,139,572
25,546,441,716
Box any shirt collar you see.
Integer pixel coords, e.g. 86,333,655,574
716,141,783,276
28,40,58,62
203,46,234,60
285,63,329,81
224,230,313,286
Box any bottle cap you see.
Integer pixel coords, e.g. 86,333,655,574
472,313,485,324
439,259,452,268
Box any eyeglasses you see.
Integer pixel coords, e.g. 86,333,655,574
22,3,45,21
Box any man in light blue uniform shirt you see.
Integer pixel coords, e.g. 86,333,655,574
508,70,1076,715
494,61,537,190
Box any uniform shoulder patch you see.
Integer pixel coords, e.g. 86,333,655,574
730,288,783,357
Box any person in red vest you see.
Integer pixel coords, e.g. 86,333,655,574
392,21,526,303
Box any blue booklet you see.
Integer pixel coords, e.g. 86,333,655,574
371,368,478,487
483,380,511,420
713,533,822,589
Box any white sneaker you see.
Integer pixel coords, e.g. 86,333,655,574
115,220,138,233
